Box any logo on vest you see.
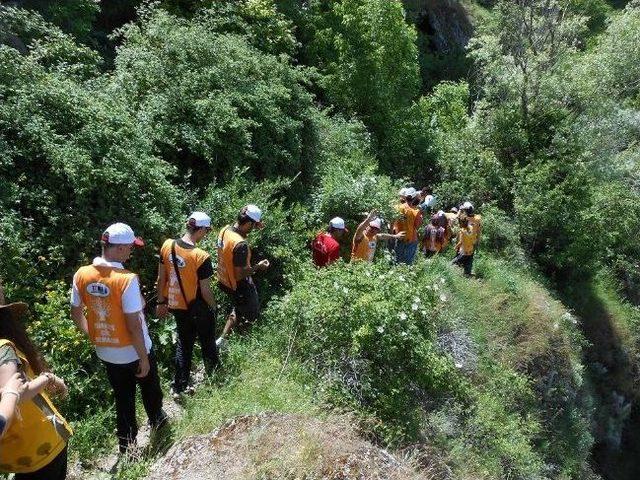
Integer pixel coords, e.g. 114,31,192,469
168,253,186,268
86,282,110,297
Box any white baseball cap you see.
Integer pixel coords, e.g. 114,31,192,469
405,187,418,198
369,218,382,229
423,194,435,207
461,201,473,211
101,223,144,247
188,211,211,228
329,217,347,230
398,187,409,197
243,204,264,228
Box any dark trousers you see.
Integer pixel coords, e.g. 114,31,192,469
452,252,474,275
103,352,166,452
172,300,218,393
15,446,67,480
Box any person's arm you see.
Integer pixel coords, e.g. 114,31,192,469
155,262,169,318
124,311,149,377
233,243,268,281
354,210,378,243
0,362,65,403
376,232,406,242
199,280,217,309
70,274,89,335
0,372,25,436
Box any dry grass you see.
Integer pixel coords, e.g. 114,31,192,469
147,413,439,480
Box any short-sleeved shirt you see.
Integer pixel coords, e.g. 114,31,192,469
0,344,20,368
71,257,152,364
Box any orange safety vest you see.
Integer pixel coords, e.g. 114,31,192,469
457,227,477,255
0,340,72,474
393,204,419,243
160,239,210,310
351,230,377,262
217,226,251,291
74,265,136,347
466,214,482,243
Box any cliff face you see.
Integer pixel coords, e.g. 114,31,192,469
403,0,474,53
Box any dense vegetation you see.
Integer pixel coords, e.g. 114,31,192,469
1,0,640,478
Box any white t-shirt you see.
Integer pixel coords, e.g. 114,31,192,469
71,257,152,364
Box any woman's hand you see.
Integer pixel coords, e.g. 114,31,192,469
2,372,26,397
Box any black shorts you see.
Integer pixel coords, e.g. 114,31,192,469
218,281,260,330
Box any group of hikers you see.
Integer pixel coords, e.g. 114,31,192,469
0,187,480,479
312,186,482,276
0,205,268,478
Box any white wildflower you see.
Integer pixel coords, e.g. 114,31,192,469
439,294,447,302
412,303,419,311
399,312,407,321
440,277,446,284
413,297,421,303
433,284,439,291
377,326,385,333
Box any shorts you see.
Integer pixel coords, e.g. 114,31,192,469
219,281,260,333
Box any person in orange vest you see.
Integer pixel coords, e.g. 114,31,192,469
443,207,459,249
156,212,218,398
393,188,423,264
422,213,446,257
71,223,166,454
216,205,270,350
0,302,71,479
452,216,477,276
352,211,405,262
312,217,348,267
460,201,481,246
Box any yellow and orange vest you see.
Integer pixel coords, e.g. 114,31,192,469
217,226,251,291
393,203,420,243
159,239,210,310
457,226,477,255
351,230,377,262
0,340,72,474
74,265,136,347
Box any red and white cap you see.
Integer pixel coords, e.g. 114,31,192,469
101,223,144,247
243,204,264,228
369,218,382,229
188,211,212,228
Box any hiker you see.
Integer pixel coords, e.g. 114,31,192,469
393,188,422,264
156,212,218,398
443,207,459,249
460,201,481,246
422,214,446,257
216,205,269,349
418,187,436,214
452,216,477,276
71,223,167,454
312,217,348,267
352,211,405,262
0,302,71,479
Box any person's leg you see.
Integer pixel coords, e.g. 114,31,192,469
406,241,418,264
234,283,260,335
173,309,197,393
191,300,218,375
464,253,474,276
103,361,138,453
394,241,407,264
137,352,167,428
14,446,68,480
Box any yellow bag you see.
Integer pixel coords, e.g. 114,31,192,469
0,339,72,473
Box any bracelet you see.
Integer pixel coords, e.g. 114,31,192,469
1,389,20,400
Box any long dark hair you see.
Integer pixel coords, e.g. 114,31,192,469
0,306,47,375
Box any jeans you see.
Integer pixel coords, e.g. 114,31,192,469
14,446,67,480
395,241,418,265
172,299,218,393
103,352,166,452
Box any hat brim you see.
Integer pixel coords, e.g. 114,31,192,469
133,237,145,247
0,302,29,319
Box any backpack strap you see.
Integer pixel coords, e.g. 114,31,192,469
171,240,189,308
